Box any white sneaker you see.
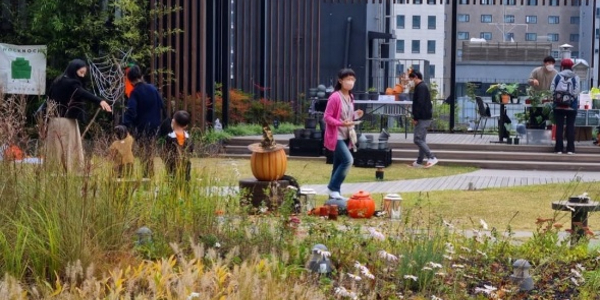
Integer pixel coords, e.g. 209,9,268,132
329,191,343,199
412,161,424,168
425,157,439,168
555,152,562,154
567,152,574,155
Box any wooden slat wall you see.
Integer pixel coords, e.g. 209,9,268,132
152,0,207,128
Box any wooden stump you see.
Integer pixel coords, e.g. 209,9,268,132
239,178,290,212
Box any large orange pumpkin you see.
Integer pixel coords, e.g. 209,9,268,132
347,190,376,218
250,148,287,181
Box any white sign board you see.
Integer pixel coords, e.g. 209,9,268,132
0,43,47,95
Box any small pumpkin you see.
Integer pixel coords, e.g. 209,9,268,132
250,148,287,181
347,190,376,219
393,84,404,94
385,87,394,95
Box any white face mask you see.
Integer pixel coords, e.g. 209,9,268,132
546,65,555,72
341,79,355,91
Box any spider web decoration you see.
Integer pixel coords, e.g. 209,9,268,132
87,49,133,105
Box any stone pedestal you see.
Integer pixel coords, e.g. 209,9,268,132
239,178,289,211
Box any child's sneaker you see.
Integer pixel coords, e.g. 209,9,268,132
424,157,439,168
411,161,424,168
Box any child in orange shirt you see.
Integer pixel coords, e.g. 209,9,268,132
109,125,134,178
159,110,192,181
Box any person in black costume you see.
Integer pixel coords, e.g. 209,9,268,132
46,59,112,173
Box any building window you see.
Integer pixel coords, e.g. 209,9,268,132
551,50,559,58
480,32,492,40
505,0,516,4
480,0,492,4
428,16,436,29
572,51,579,58
413,0,423,3
570,16,579,24
505,32,514,41
481,15,492,23
396,40,405,53
427,40,436,53
571,0,581,5
526,15,537,24
547,33,559,42
570,34,579,42
525,33,537,41
458,32,470,40
457,49,463,58
427,0,436,4
596,28,600,39
413,16,421,29
548,16,560,24
396,15,405,29
549,0,558,5
459,0,468,4
412,40,420,53
504,15,515,23
429,65,436,78
458,14,470,22
526,0,538,4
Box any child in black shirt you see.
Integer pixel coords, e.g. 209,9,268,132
159,110,192,181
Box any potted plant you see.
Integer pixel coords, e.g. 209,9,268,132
526,87,553,129
367,87,379,101
486,83,519,104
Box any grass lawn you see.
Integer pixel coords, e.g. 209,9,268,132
356,182,600,232
190,157,478,185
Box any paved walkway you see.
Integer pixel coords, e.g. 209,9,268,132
303,169,600,195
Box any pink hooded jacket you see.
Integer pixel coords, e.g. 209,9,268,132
323,91,356,151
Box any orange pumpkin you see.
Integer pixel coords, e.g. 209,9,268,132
385,88,394,95
347,190,376,218
250,148,287,181
393,84,404,94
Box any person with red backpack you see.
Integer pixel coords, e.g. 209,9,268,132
550,59,580,154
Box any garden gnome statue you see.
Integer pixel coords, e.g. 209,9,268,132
510,259,533,291
307,244,333,275
135,226,153,246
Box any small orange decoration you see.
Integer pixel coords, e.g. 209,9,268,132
3,145,24,161
347,190,376,219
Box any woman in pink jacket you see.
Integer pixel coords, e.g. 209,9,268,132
323,69,363,204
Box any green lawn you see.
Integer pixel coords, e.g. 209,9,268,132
190,157,478,185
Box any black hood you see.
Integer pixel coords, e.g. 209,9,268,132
63,59,88,80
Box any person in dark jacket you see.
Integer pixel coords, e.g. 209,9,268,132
159,110,193,181
46,59,112,173
409,71,438,168
550,58,580,154
122,65,166,178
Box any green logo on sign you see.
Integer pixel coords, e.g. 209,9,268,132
11,57,32,80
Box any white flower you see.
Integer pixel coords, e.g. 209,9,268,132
316,249,331,258
403,275,418,281
431,296,443,300
576,264,585,272
354,261,375,279
480,219,489,230
570,277,580,286
259,207,268,213
443,220,454,229
443,255,453,260
422,266,433,271
347,273,362,281
427,262,443,269
460,246,472,253
452,264,465,269
214,242,221,248
474,285,497,296
378,250,399,262
334,287,358,299
476,250,488,258
571,268,582,278
368,227,385,241
187,292,201,300
435,272,446,277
